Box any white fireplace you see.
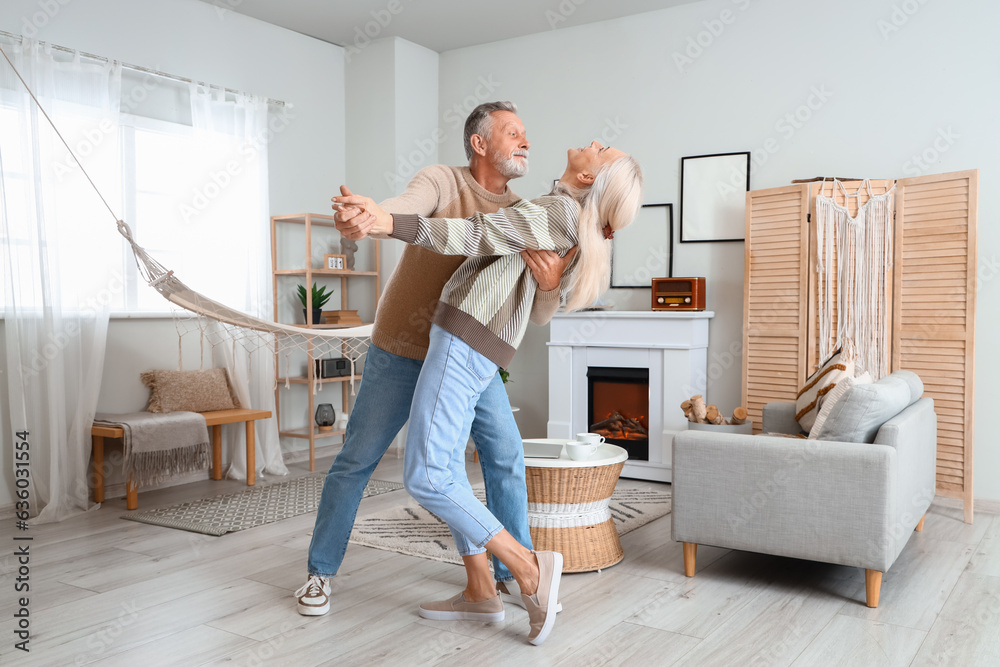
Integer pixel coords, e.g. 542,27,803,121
547,310,714,482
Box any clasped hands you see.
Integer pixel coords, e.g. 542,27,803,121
331,185,579,291
331,186,393,240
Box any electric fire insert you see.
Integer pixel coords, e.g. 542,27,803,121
587,366,649,461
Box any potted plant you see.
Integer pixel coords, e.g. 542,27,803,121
297,283,333,325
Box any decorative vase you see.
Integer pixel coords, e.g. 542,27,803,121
303,308,323,325
315,403,336,432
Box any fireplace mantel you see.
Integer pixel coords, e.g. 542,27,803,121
547,310,714,482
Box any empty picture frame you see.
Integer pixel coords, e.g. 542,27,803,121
611,203,673,288
680,152,750,242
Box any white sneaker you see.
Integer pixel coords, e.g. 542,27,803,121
498,580,563,613
295,575,331,616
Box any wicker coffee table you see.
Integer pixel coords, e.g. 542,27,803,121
523,441,628,573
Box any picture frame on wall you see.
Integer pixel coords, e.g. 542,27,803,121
611,203,673,288
680,151,750,242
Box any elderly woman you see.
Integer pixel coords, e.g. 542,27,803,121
334,141,643,645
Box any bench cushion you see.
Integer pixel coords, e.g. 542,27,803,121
142,368,241,413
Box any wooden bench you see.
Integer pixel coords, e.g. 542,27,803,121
91,408,272,510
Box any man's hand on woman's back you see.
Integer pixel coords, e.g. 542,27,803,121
522,246,578,291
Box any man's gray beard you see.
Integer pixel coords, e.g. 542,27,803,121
493,153,528,179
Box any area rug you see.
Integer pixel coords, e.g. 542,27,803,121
122,475,404,536
348,486,671,565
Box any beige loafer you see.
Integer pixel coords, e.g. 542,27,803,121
418,592,505,622
521,550,564,645
498,580,562,613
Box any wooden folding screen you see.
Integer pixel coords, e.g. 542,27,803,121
742,185,810,434
742,170,978,522
893,170,978,523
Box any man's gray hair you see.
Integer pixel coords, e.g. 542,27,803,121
463,101,518,161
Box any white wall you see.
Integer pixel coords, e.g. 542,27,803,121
345,36,439,302
346,39,398,204
0,0,346,506
438,0,1000,500
341,36,439,452
392,39,441,199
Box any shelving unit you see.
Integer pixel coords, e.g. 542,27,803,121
271,213,381,471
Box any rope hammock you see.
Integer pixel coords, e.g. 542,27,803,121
814,179,895,379
0,43,371,392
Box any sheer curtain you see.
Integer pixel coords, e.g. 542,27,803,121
1,39,122,523
189,85,286,480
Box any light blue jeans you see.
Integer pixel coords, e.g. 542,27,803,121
403,325,514,555
307,341,530,580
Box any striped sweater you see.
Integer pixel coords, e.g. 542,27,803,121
372,165,561,361
390,194,579,367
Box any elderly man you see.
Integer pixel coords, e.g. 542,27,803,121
298,102,575,624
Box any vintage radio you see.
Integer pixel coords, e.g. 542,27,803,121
315,357,352,378
651,277,706,311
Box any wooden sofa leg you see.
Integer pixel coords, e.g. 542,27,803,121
865,569,882,608
683,543,697,577
915,514,926,532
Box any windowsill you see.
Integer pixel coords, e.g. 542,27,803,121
0,311,178,321
109,311,177,320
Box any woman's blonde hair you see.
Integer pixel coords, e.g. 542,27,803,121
561,155,644,311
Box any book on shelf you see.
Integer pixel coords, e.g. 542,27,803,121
322,310,362,325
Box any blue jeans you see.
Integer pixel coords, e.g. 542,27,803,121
403,325,516,555
307,341,531,580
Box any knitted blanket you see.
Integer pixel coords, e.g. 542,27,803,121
94,411,210,486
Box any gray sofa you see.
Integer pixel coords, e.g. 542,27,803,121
671,371,936,607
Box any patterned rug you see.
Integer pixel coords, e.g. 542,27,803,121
122,475,404,536
348,485,671,565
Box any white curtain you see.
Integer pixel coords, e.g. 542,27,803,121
189,85,286,480
1,39,122,523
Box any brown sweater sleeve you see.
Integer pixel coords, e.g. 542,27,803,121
378,166,445,215
529,287,561,325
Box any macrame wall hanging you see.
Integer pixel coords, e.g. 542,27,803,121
814,179,895,378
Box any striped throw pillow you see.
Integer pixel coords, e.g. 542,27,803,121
795,349,854,433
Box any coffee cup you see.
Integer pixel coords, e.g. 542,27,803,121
576,432,606,446
566,440,599,461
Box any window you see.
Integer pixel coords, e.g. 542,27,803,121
0,106,30,289
0,99,123,313
121,114,263,314
1,106,264,315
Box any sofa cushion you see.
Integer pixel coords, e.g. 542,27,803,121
891,370,924,406
814,373,912,443
809,372,872,440
796,349,854,433
141,368,241,413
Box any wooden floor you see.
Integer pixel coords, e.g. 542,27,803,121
1,454,998,666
